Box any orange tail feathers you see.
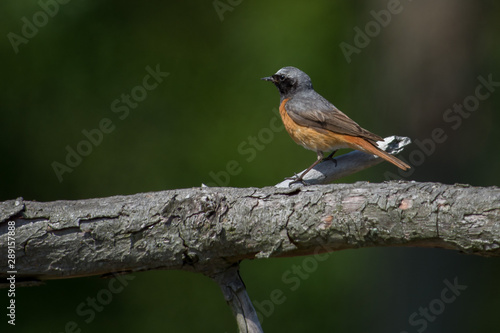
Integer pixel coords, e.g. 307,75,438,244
345,136,411,171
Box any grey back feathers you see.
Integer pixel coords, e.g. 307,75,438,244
270,66,383,143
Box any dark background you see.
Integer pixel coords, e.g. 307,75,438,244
1,0,499,332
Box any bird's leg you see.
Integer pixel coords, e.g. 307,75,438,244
286,151,324,184
322,149,338,167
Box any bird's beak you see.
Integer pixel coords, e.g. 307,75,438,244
261,76,274,82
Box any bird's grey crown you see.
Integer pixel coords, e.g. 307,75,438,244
275,66,313,89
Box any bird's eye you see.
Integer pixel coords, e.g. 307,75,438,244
279,74,286,81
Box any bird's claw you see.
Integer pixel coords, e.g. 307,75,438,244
322,156,337,167
285,173,306,186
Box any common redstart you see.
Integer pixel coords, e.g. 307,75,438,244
262,66,410,182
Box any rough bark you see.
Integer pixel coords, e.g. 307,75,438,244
1,181,499,287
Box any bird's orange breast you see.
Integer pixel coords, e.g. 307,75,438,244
279,98,350,152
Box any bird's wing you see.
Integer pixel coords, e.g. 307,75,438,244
285,94,383,144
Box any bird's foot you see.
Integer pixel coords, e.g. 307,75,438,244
322,156,337,167
285,173,306,186
322,150,338,167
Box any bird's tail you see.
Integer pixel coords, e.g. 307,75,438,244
346,136,411,171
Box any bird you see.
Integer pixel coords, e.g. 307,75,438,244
261,66,410,183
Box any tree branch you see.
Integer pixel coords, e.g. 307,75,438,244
1,178,499,332
276,135,411,187
212,265,263,333
1,181,499,287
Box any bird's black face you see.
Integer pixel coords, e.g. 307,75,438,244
262,73,296,96
261,66,313,99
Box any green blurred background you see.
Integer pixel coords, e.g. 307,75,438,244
1,0,499,332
